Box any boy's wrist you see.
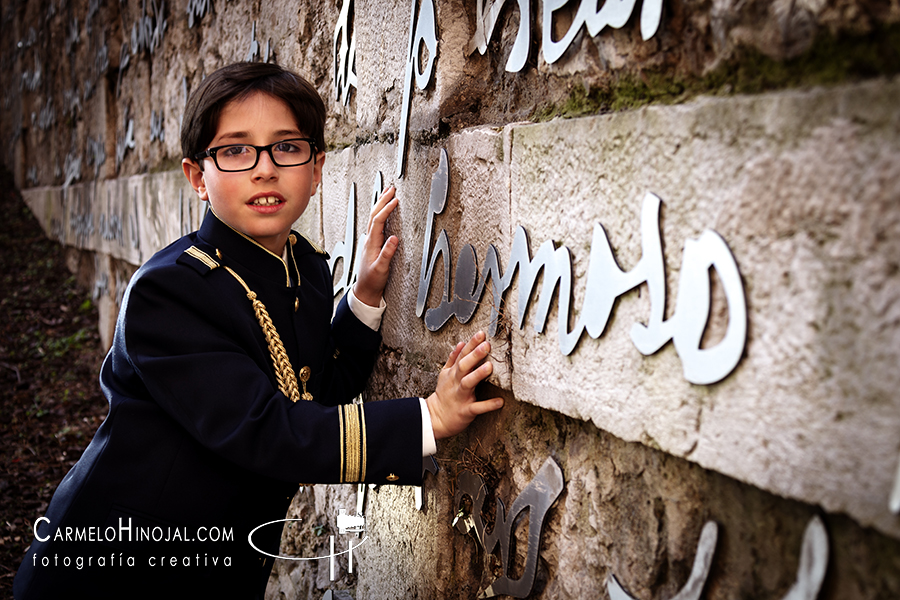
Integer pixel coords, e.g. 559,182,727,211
425,393,446,440
351,283,382,308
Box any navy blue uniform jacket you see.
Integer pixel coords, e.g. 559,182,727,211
14,211,422,599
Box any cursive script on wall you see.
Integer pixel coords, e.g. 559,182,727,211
470,0,664,71
416,149,747,385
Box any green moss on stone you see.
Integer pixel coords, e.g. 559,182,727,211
532,23,900,121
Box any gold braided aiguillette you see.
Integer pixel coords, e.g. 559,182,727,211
221,262,301,403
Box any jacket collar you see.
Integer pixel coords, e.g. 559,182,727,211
197,208,320,287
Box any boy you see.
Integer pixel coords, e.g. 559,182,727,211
14,62,502,599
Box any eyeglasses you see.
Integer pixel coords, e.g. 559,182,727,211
195,138,317,172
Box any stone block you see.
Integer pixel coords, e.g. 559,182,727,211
484,80,900,538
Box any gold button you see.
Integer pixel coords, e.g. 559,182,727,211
294,298,299,312
386,473,399,482
289,234,297,245
299,366,311,382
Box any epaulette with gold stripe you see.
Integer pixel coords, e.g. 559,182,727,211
338,404,367,483
290,232,329,258
178,245,221,274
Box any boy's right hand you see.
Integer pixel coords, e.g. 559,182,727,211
353,186,399,308
425,331,504,440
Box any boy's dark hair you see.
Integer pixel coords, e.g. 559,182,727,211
181,62,326,165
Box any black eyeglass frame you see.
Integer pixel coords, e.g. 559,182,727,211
194,137,318,172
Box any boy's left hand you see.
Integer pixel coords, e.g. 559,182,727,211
426,331,505,440
354,186,399,307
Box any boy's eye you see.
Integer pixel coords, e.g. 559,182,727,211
221,145,252,157
273,141,302,153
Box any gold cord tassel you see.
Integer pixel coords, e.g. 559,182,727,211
223,264,302,403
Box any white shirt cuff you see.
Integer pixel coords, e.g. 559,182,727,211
347,287,386,331
419,397,437,457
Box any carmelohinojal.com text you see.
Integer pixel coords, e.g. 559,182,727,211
31,517,235,569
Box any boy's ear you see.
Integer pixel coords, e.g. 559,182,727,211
182,158,209,201
311,151,326,195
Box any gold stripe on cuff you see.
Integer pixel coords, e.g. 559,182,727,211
338,406,346,483
359,404,367,482
348,405,360,482
337,404,368,483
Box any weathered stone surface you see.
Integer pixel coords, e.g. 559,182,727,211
348,386,900,599
22,170,200,267
6,0,897,190
492,79,900,539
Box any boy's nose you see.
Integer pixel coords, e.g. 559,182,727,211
252,149,279,178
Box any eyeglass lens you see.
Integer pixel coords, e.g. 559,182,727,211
214,140,312,171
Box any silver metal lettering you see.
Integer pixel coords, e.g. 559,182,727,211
891,455,900,514
69,187,94,249
186,0,212,29
416,151,747,385
18,27,37,50
181,76,189,126
246,21,260,62
542,0,664,65
86,0,100,36
631,227,748,385
333,0,357,104
116,42,131,98
469,0,531,72
65,18,79,55
329,172,383,298
130,0,167,56
116,115,135,169
100,187,124,244
87,135,107,177
397,0,437,178
35,98,56,131
415,456,439,511
65,87,83,115
21,51,42,92
328,183,357,298
93,272,109,301
150,109,165,142
453,456,564,599
780,516,829,600
63,152,82,187
415,150,452,317
607,521,718,600
94,36,109,78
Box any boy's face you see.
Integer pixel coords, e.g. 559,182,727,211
182,92,325,255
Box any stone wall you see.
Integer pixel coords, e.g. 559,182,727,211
3,0,900,598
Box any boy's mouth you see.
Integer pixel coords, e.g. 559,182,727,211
249,195,283,206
